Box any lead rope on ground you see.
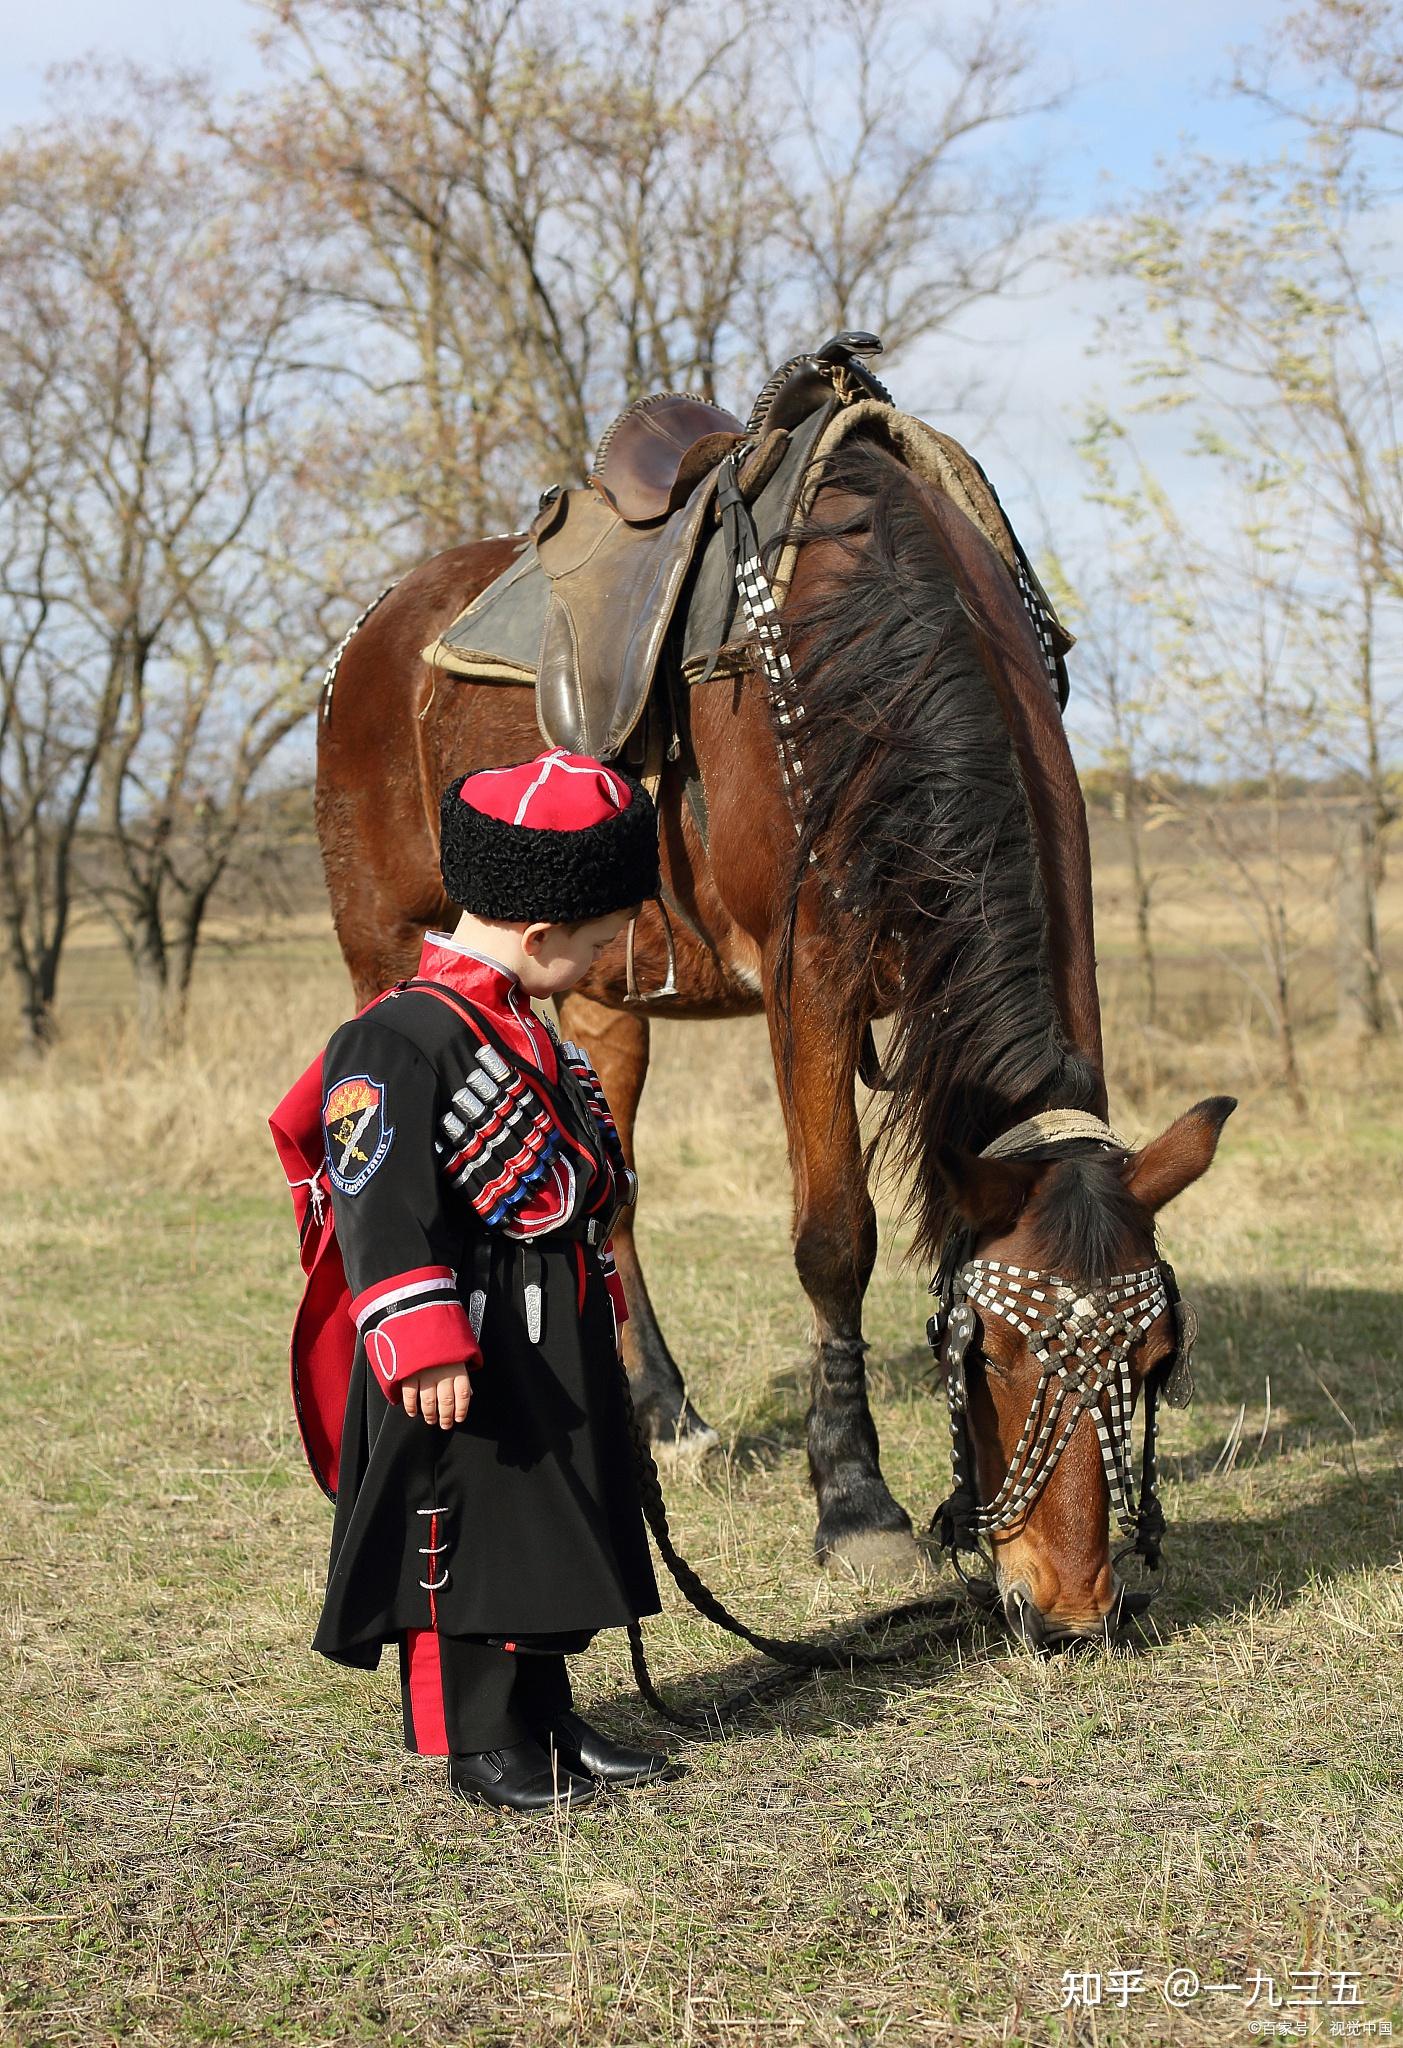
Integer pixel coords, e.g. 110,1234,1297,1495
614,1359,980,1731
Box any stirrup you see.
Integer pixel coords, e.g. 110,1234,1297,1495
625,897,678,1003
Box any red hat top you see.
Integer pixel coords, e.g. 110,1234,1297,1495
456,749,633,830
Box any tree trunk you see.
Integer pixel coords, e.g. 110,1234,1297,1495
130,911,171,1046
2,915,56,1061
164,881,218,1045
1123,774,1157,1028
15,982,57,1062
1335,800,1383,1042
1269,901,1309,1116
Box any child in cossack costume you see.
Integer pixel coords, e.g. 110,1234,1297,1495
270,750,677,1813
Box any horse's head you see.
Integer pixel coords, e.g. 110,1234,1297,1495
932,1097,1236,1648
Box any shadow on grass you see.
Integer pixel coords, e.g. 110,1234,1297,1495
598,1459,1401,1744
1162,1477,1402,1633
1154,1279,1402,1482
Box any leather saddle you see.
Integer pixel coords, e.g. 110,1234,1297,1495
591,393,748,523
529,336,890,758
423,332,1070,761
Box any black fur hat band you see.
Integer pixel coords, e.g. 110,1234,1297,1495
438,751,660,923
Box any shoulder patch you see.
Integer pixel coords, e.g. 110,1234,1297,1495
323,1073,395,1196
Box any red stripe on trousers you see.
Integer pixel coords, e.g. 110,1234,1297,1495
405,1627,450,1756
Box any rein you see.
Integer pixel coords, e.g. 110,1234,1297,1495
615,1354,979,1729
615,1107,1200,1726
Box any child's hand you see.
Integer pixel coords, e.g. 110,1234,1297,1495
401,1363,472,1429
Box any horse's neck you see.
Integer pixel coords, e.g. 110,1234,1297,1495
927,495,1107,1111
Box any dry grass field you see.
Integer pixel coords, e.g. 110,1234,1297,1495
2,823,1401,2046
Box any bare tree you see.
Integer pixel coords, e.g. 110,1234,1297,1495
1231,0,1403,155
0,90,330,1045
761,0,1061,360
0,392,126,1053
1089,0,1403,1036
1072,417,1328,1106
236,0,1060,552
1046,416,1176,1029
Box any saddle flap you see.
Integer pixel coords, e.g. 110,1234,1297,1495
533,482,620,578
536,465,726,757
420,540,545,681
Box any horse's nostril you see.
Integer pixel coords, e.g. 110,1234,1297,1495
1002,1582,1047,1649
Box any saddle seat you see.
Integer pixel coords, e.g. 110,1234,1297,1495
591,392,747,525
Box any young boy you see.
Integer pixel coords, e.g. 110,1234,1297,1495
271,749,677,1813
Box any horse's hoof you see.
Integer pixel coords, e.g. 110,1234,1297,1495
651,1419,721,1469
824,1529,931,1586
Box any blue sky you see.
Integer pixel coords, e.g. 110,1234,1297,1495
1022,0,1298,210
2,0,1296,191
4,0,266,125
4,0,1306,653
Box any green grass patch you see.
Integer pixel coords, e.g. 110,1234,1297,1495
2,1006,1402,2043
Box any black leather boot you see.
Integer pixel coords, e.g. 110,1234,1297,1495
540,1711,685,1789
448,1737,598,1813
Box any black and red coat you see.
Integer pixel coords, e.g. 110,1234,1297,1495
269,938,659,1668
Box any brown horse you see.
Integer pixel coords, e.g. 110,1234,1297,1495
315,433,1230,1639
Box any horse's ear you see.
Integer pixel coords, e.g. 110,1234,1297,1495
936,1146,1040,1233
1122,1097,1237,1214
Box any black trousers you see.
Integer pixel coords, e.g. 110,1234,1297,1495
398,1629,581,1754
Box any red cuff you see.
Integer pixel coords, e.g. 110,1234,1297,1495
364,1300,481,1396
350,1268,481,1397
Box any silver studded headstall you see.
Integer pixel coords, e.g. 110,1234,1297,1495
927,1247,1199,1605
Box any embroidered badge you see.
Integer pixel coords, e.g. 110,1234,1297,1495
323,1074,394,1195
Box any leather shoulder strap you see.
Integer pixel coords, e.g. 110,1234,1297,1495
381,976,493,1037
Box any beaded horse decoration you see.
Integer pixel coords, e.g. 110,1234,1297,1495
928,1111,1201,1611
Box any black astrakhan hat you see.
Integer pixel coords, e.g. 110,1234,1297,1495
438,749,660,922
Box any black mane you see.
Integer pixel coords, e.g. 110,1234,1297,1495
774,436,1101,1261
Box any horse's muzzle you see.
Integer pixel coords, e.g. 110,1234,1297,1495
1001,1578,1153,1651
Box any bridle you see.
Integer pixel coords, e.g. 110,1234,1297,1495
926,1113,1199,1616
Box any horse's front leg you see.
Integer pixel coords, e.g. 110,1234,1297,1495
556,989,718,1457
764,983,922,1575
